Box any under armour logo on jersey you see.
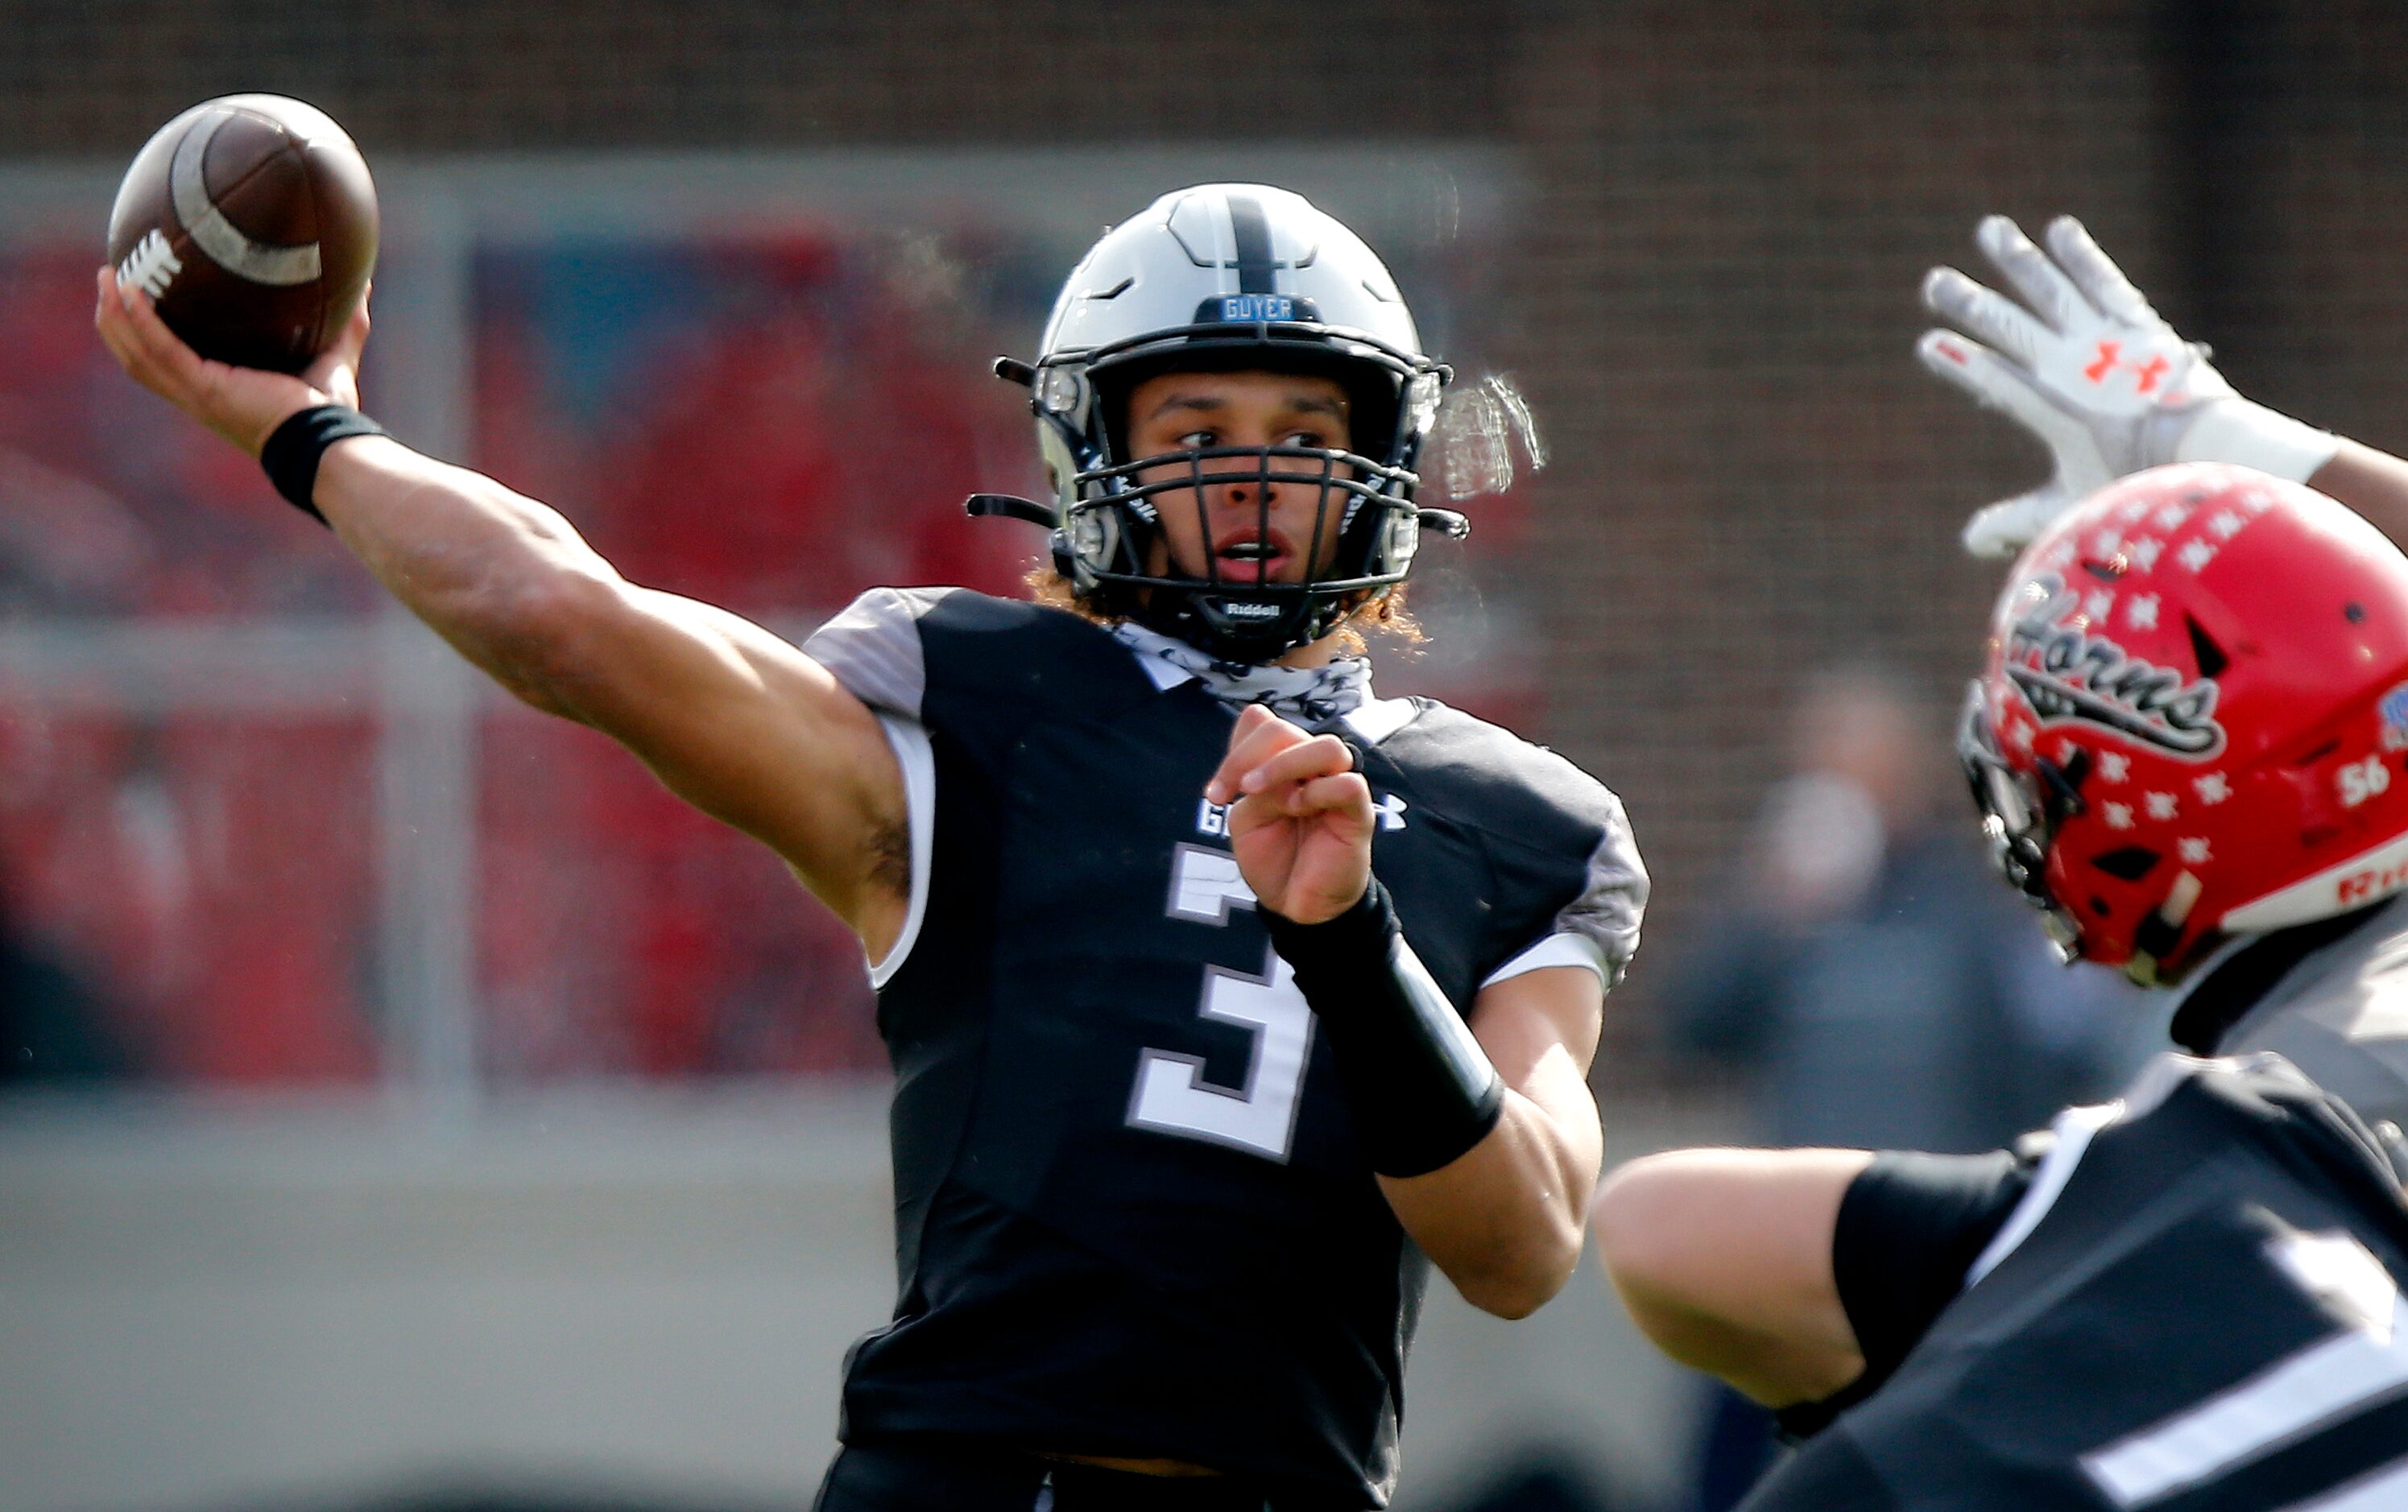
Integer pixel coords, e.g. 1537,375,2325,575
1374,794,1409,831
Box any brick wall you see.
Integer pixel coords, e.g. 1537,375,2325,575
0,1,1513,152
10,0,2407,1072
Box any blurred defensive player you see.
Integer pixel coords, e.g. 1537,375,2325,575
1918,216,2408,1130
94,183,1645,1512
1582,222,2408,1509
1595,465,2408,1510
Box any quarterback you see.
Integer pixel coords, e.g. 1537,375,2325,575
95,184,1645,1512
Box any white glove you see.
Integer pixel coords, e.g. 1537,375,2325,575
1918,215,2338,557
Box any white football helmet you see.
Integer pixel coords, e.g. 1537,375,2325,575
975,184,1461,661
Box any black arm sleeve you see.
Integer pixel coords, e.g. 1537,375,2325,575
1264,878,1504,1178
1773,1146,2035,1440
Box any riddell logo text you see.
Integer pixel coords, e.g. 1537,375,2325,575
2336,862,2408,907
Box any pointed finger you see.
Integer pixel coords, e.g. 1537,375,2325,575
1975,214,2096,334
1922,266,2055,370
2045,216,2159,327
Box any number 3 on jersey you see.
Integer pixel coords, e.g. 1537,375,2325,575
1127,844,1317,1162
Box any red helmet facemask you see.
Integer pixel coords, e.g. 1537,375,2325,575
1964,464,2408,984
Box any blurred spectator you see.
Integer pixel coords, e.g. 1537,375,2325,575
1657,662,2147,1510
0,711,381,1084
0,870,130,1086
1666,662,2137,1151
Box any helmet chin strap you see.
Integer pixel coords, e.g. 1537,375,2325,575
2125,870,2206,986
1132,582,1345,666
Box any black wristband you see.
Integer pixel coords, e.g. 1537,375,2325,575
1264,878,1505,1177
259,404,388,523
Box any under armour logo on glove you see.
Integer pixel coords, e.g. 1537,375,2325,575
2082,340,2171,399
1916,214,2335,558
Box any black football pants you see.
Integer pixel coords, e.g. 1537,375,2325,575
815,1440,1347,1512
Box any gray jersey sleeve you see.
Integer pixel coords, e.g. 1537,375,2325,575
1386,702,1651,995
802,586,957,719
2225,1009,2408,1135
1475,786,1650,991
1554,791,1649,989
2220,900,2408,1132
801,587,956,989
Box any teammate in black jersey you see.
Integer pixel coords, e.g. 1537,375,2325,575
94,183,1645,1511
1588,470,2408,1495
1595,464,2408,1510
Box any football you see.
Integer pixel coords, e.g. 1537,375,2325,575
106,93,379,374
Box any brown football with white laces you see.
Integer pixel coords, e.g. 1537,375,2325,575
106,94,379,374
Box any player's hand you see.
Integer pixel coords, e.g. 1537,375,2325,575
1205,704,1374,925
93,266,370,457
1918,215,2335,558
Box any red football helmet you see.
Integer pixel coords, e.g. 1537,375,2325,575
1964,463,2408,983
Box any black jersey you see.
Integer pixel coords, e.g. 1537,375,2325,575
801,588,1645,1506
1748,1053,2408,1512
